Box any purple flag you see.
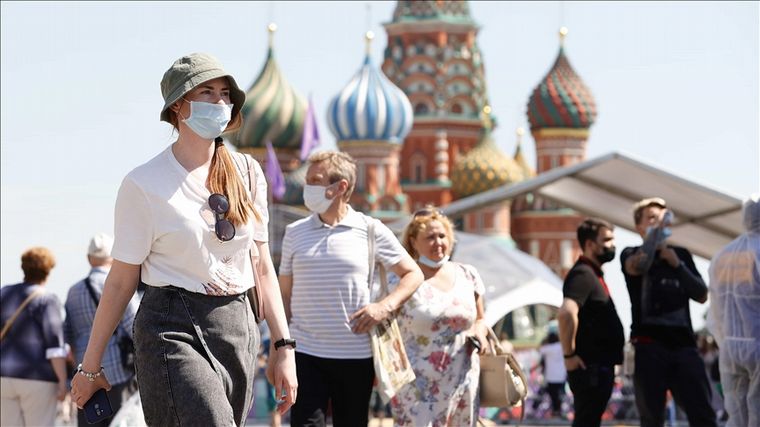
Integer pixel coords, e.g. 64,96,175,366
265,141,286,200
300,95,320,162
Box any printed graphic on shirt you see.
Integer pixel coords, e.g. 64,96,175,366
204,250,248,296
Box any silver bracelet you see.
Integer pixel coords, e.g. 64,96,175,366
76,364,104,382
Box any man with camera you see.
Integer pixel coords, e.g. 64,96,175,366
621,198,717,427
64,233,140,426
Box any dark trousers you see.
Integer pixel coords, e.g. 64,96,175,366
76,379,136,427
546,382,565,414
634,342,717,427
290,352,375,427
567,364,614,427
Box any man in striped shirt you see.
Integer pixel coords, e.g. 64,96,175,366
278,151,423,427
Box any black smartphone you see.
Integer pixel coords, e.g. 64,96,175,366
83,388,114,425
467,335,482,352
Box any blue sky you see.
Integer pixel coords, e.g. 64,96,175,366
2,1,758,333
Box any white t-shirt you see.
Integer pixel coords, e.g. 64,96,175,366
279,207,405,359
539,341,567,383
111,146,268,295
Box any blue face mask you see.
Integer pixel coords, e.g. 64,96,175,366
181,100,232,140
418,255,450,269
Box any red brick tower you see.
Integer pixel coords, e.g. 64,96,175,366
381,0,490,211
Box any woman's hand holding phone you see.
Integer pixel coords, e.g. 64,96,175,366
70,368,112,410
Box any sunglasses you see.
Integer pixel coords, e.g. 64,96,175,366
413,207,444,218
208,193,235,242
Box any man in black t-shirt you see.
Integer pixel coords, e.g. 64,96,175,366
558,218,624,427
621,197,716,427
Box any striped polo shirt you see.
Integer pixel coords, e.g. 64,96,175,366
280,207,405,359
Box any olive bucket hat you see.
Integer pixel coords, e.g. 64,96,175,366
160,52,246,124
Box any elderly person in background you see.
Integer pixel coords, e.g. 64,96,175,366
64,232,140,426
390,208,488,427
279,151,423,427
1,247,68,426
708,195,760,427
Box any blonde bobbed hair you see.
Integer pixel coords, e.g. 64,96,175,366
401,207,455,260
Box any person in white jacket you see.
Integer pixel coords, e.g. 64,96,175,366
707,194,760,427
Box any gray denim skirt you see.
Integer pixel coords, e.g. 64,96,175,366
134,285,260,426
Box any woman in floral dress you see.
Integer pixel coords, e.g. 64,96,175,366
390,209,489,426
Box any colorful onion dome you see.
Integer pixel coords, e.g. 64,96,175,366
513,128,535,179
527,28,597,130
327,32,413,144
451,126,524,198
281,162,307,206
391,0,474,25
228,24,307,150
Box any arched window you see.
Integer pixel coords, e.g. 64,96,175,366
410,154,427,183
451,103,463,114
414,103,429,115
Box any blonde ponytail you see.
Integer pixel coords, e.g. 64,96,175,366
207,144,262,226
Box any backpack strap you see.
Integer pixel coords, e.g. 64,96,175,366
83,277,123,338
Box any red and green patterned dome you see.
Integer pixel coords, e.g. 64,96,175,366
527,29,596,130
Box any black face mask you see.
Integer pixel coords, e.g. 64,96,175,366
598,245,616,264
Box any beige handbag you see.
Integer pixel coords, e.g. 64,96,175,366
479,328,528,410
367,218,415,403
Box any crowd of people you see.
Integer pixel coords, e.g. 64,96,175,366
1,51,757,427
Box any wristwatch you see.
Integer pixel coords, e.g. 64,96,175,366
274,338,297,350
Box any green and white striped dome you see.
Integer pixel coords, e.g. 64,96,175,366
228,25,307,150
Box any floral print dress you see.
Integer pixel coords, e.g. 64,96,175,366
390,262,485,427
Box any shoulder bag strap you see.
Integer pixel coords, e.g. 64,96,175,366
84,277,100,307
367,217,376,292
0,287,45,341
242,153,265,322
83,277,121,338
366,216,388,301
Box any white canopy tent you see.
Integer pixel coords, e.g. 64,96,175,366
448,232,564,326
439,151,746,260
386,151,746,325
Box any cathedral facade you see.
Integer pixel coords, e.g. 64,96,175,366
227,1,599,280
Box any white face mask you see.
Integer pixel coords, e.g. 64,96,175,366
181,101,233,140
303,184,337,214
418,255,450,269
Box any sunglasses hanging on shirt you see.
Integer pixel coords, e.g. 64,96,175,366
208,193,235,242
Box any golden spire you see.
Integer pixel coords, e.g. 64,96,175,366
516,127,525,145
267,22,277,48
481,105,493,130
365,30,375,56
559,26,568,46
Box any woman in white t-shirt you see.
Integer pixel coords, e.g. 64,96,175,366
70,53,297,426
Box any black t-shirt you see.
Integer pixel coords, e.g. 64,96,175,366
563,257,624,365
620,245,700,348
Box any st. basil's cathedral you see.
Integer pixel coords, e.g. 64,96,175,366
226,0,598,292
